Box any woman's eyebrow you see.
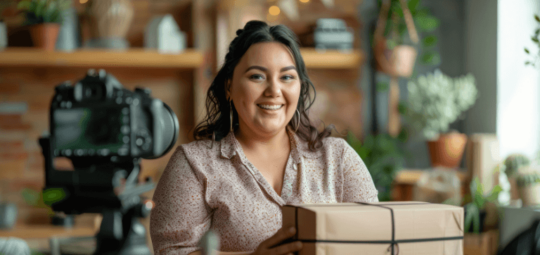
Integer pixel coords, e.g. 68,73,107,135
244,65,297,73
245,66,267,73
280,66,297,72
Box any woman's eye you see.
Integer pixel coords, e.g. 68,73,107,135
281,75,296,81
250,74,265,80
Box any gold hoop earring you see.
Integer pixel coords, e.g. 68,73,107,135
294,109,300,132
230,101,233,133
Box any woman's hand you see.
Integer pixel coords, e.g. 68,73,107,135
250,227,303,255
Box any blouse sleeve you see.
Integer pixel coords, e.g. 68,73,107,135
150,146,211,255
340,139,379,203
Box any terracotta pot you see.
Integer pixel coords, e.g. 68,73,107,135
374,39,417,78
427,133,468,169
29,23,60,51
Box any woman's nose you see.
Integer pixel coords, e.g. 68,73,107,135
264,77,282,97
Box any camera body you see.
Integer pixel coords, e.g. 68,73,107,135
50,69,177,160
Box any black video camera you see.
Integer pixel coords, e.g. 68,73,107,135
39,69,179,255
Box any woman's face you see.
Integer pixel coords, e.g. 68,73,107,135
229,42,301,137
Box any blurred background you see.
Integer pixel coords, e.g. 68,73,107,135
0,0,539,254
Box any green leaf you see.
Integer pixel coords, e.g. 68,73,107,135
532,37,539,43
526,61,531,65
407,0,420,14
21,188,40,206
398,102,407,115
17,0,31,10
535,15,540,22
525,48,530,54
416,15,440,32
377,82,389,92
42,188,66,206
422,35,438,47
421,52,441,65
486,185,502,202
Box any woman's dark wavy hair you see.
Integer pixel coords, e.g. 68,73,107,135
193,20,333,151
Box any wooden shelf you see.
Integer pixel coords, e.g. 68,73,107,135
300,48,364,69
0,48,204,69
0,47,362,69
0,224,95,239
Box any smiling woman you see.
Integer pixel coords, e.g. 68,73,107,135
149,21,378,255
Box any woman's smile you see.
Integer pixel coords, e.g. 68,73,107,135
257,104,284,111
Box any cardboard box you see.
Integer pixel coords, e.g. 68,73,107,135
282,202,464,255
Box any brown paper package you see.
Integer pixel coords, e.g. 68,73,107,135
282,202,464,255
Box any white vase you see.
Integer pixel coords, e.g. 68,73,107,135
56,7,80,51
0,22,7,50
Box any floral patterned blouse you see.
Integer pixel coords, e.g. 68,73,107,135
150,128,379,255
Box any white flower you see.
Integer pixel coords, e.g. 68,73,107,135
406,69,478,139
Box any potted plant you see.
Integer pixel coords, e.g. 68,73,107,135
347,131,407,201
21,187,73,227
516,170,540,206
503,153,530,201
463,177,502,234
17,0,71,51
406,69,478,168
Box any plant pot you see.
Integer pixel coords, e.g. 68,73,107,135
464,208,487,233
516,171,540,206
374,39,417,78
518,183,540,206
29,23,60,51
427,132,468,169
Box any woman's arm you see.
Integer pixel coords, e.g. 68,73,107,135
150,147,212,255
340,139,379,202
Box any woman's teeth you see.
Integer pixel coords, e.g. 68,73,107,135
258,104,283,110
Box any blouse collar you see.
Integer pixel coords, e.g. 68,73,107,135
220,127,323,163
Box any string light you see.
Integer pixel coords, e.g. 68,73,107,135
300,0,310,3
80,0,88,3
268,5,280,16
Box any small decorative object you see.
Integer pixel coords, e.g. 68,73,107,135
0,237,31,255
0,202,17,229
407,69,478,168
144,14,186,54
463,177,502,234
55,5,79,51
85,0,134,49
413,168,461,205
516,171,540,206
313,18,354,52
17,0,71,51
503,153,531,201
0,21,6,50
